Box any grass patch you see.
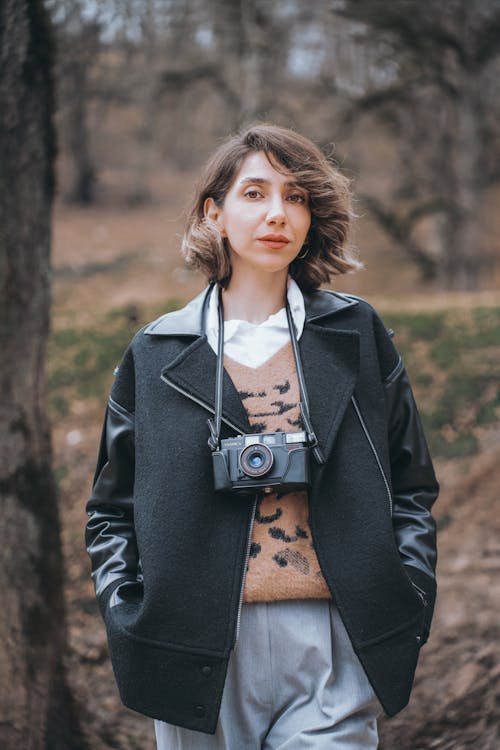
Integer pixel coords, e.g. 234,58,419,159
53,465,69,486
48,299,181,413
48,302,500,460
53,253,142,280
428,431,479,459
383,306,499,458
382,311,446,344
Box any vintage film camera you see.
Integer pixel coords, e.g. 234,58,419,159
212,429,310,494
208,289,324,496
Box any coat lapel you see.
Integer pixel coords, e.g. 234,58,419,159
149,285,360,461
299,323,359,462
147,285,252,434
161,336,251,435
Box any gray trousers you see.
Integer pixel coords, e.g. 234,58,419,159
155,600,381,749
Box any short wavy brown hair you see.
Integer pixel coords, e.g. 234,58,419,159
181,123,361,292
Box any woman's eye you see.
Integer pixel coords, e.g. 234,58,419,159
287,193,307,204
244,189,262,199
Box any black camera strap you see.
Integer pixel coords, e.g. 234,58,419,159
285,301,325,465
207,286,325,465
207,286,225,451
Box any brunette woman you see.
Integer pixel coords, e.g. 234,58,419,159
86,123,438,749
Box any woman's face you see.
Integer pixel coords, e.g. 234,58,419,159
204,151,311,279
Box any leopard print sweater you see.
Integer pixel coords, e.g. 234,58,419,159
224,342,331,602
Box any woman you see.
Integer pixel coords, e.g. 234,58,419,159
86,123,438,749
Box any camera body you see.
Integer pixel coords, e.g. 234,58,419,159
212,430,311,495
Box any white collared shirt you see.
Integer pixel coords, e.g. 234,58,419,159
205,277,305,369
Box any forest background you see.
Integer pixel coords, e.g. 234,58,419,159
1,1,500,748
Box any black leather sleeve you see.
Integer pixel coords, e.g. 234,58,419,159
384,360,439,642
85,397,139,617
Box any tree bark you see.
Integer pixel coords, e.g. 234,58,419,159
439,75,483,290
63,56,95,204
56,11,98,205
0,1,86,747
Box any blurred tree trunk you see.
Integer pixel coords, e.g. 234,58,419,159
336,0,500,290
55,5,100,204
62,53,95,203
210,0,292,126
0,1,86,748
440,72,482,290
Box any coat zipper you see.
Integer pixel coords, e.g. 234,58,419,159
410,580,428,607
234,494,257,645
351,395,393,516
161,373,243,434
161,372,256,644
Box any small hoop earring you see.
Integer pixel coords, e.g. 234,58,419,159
297,245,309,260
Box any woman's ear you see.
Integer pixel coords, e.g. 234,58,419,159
203,197,219,222
204,197,226,237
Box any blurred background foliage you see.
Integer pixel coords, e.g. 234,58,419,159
2,3,499,748
47,302,500,460
44,0,500,464
35,2,500,747
46,0,500,290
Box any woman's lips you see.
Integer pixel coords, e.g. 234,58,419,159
258,235,290,249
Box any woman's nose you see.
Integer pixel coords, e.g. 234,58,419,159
266,195,286,224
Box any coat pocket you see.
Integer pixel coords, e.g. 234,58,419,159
108,579,144,609
357,614,424,717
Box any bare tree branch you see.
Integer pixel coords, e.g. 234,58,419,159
473,9,500,68
360,194,440,280
158,65,241,114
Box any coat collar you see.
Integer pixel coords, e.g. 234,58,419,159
148,285,360,464
144,284,359,337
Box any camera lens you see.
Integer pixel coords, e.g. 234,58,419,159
249,454,264,469
240,444,274,477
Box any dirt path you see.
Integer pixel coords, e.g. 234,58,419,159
379,448,500,749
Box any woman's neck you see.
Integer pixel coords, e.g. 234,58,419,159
221,268,288,324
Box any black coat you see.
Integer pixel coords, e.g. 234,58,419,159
86,285,439,734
